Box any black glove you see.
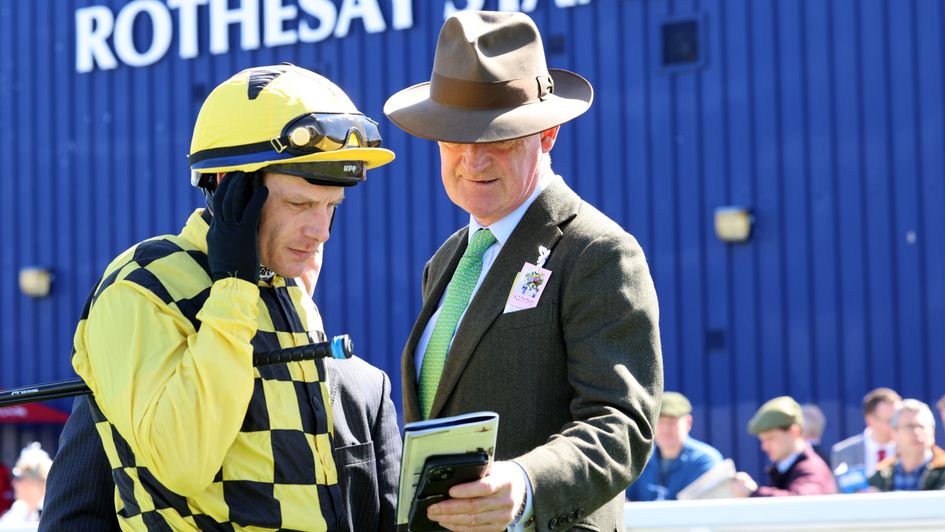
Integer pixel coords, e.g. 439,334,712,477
207,171,269,283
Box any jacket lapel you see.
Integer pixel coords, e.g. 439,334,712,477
429,178,581,419
401,230,468,422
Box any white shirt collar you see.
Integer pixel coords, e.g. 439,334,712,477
467,171,556,245
864,428,896,452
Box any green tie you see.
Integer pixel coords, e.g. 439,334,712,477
419,228,497,419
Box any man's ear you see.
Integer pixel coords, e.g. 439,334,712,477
540,126,560,153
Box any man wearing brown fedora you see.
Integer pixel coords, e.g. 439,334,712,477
385,10,662,532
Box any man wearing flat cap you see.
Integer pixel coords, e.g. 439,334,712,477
732,396,837,497
385,10,662,532
627,392,723,501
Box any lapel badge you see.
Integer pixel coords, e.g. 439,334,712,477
536,245,551,268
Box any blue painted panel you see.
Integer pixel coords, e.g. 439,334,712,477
646,0,681,394
720,0,761,465
14,0,34,391
699,0,735,454
832,0,871,436
379,24,413,408
804,0,844,445
860,0,898,390
751,4,789,475
777,0,814,402
672,0,709,422
594,0,624,219
1,0,943,482
886,0,924,400
621,0,652,252
52,0,79,390
0,0,16,394
915,0,945,430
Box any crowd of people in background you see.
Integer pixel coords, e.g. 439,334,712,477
627,388,945,501
0,388,941,526
1,387,942,523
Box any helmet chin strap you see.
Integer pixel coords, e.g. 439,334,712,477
201,186,215,214
196,172,220,214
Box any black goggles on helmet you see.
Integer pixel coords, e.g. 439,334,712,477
188,112,383,168
274,112,383,155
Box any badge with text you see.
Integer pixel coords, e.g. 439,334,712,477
505,262,552,312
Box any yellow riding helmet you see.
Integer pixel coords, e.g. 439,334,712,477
188,64,395,180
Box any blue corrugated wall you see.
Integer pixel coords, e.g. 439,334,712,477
0,0,942,482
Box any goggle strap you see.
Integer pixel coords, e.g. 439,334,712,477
189,140,275,166
266,161,365,187
304,176,361,187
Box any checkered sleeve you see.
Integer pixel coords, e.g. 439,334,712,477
73,276,260,496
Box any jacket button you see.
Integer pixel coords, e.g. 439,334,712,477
548,517,558,529
576,507,586,519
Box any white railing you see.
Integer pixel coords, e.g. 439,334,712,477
0,524,37,532
625,491,945,531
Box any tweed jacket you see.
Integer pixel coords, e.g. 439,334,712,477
402,178,663,532
40,357,401,532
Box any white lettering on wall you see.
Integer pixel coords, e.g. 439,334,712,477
74,0,589,73
444,0,544,19
113,0,173,67
390,0,412,29
334,0,386,38
209,0,260,55
168,0,208,59
264,0,299,47
298,0,337,42
75,6,118,73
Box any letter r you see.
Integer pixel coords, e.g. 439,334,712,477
76,6,119,72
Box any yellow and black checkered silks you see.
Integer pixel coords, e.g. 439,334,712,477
72,210,343,531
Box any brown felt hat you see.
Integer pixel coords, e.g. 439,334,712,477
383,10,593,143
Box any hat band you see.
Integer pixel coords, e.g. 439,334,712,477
429,73,554,110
